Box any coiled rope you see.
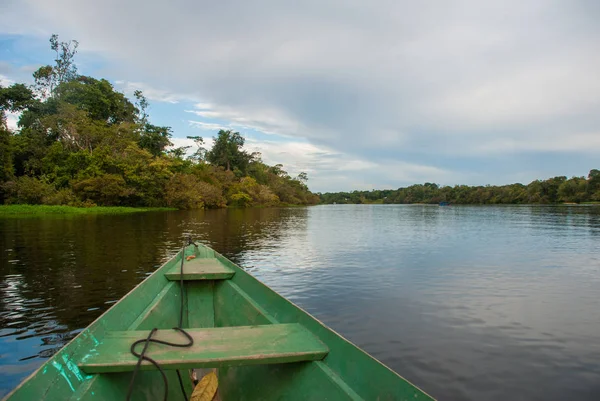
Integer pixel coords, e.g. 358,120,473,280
126,238,198,401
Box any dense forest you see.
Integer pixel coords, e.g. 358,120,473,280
0,35,318,209
319,170,600,205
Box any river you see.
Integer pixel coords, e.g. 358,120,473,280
1,205,600,400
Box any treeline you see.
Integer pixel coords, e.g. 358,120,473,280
0,35,318,209
320,171,600,205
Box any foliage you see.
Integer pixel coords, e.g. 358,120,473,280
2,176,56,205
320,172,600,205
190,371,218,401
206,130,256,174
228,177,279,207
0,35,318,211
33,34,79,98
72,174,132,206
164,173,226,209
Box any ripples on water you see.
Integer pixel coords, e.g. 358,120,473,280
1,205,600,400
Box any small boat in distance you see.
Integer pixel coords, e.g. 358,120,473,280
4,242,434,400
439,201,450,206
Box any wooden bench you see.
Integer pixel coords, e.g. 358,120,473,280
164,258,235,281
79,323,328,373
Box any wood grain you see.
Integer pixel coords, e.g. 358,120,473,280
79,324,328,374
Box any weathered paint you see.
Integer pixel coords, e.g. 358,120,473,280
51,360,75,392
79,324,329,373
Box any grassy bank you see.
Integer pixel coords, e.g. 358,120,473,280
0,205,176,216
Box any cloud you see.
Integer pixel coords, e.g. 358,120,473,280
188,120,228,131
1,0,600,188
243,138,457,191
185,104,303,137
0,73,14,87
114,80,191,104
4,112,20,131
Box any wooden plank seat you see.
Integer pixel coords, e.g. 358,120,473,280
164,258,235,281
79,323,328,374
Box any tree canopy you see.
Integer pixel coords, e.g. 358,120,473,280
0,35,319,208
319,172,600,205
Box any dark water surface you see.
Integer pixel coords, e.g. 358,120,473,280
1,205,600,400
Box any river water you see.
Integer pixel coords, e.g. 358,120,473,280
1,205,600,400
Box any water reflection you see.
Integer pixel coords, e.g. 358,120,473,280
1,205,600,400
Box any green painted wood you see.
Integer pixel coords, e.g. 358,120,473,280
213,281,363,400
219,361,364,401
5,243,436,401
79,323,329,373
69,371,192,401
186,281,214,328
211,246,436,401
164,258,235,280
214,280,277,326
127,281,181,330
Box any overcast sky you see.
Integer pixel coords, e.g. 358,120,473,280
1,0,599,192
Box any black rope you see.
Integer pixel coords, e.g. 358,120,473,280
126,238,198,401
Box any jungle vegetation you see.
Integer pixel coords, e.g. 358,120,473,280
319,170,600,205
0,35,318,209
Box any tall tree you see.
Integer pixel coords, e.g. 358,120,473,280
133,90,149,126
206,130,253,173
0,83,36,192
186,135,206,162
138,124,172,156
33,34,79,98
55,77,137,124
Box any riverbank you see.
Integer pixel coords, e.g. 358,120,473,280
0,205,176,216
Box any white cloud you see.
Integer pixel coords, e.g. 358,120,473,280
474,132,600,154
244,138,456,191
0,74,14,87
188,120,228,131
5,112,20,132
185,104,303,137
114,80,193,104
2,0,600,187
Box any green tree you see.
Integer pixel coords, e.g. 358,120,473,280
0,83,36,195
558,177,587,203
33,34,79,97
1,35,320,209
55,76,137,124
206,130,253,173
138,124,172,156
186,135,206,162
588,169,600,201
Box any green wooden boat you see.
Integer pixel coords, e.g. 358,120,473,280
4,243,434,401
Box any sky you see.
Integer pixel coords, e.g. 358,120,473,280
0,0,599,192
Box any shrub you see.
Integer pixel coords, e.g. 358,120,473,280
72,174,132,206
2,176,56,204
229,192,252,207
42,188,79,206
